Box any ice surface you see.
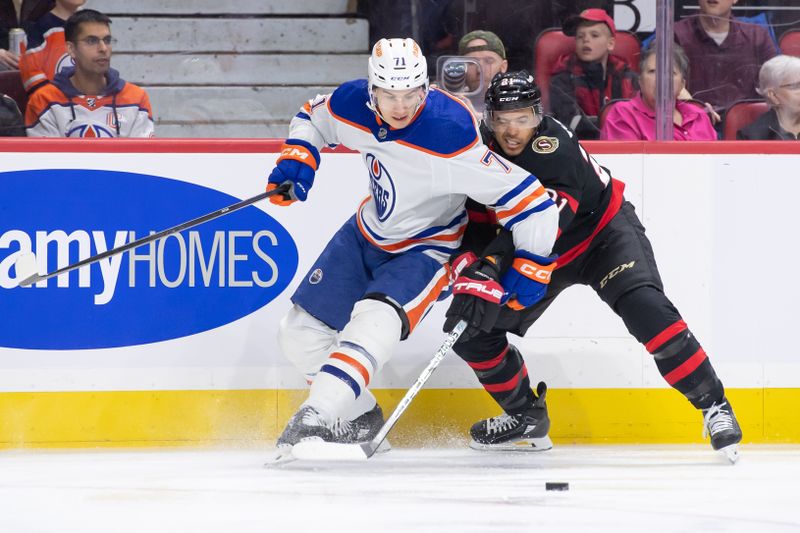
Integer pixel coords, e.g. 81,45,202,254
1,445,798,532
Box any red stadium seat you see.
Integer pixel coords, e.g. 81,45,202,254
0,70,27,114
722,100,769,140
780,29,800,58
598,98,630,131
534,28,641,113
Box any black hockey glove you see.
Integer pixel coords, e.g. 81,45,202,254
444,253,504,342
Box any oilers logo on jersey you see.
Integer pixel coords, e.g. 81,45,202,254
65,122,117,138
366,153,396,222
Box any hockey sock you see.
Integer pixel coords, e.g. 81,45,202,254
455,339,535,413
615,287,724,410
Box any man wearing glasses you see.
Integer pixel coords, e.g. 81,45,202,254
25,9,154,137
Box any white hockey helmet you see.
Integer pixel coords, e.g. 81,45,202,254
367,38,429,117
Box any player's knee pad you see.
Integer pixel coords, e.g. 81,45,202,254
277,304,338,379
613,285,682,345
452,329,510,364
337,298,403,375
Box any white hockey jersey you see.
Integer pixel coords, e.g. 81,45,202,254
25,66,154,138
289,80,557,260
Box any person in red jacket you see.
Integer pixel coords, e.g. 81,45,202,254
549,8,638,140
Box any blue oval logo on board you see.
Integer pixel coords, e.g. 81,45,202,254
0,169,299,350
366,153,396,222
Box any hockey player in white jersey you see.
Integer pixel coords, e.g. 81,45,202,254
266,38,559,457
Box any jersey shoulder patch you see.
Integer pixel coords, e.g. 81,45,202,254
531,135,559,154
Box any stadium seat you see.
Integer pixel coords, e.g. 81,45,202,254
598,98,630,131
0,70,27,114
722,100,769,140
534,28,641,113
779,29,800,57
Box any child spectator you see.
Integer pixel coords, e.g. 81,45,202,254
25,9,154,137
549,8,638,140
19,0,84,93
674,0,778,116
600,43,717,141
737,55,800,140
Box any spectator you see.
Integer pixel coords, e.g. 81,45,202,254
0,0,53,70
0,91,24,135
20,0,85,94
458,29,507,94
549,8,638,140
600,43,717,141
737,55,800,140
674,0,778,116
25,9,154,137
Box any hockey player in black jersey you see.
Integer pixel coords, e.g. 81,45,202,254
445,71,742,462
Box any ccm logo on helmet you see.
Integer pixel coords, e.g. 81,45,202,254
499,96,520,102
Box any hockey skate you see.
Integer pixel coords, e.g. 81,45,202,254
265,405,336,466
702,398,742,463
330,404,391,452
469,382,553,452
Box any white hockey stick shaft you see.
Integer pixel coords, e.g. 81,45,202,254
364,319,467,456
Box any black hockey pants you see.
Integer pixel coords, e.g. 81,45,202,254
453,202,725,413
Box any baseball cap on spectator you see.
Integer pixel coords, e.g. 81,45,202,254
458,30,506,59
562,8,616,37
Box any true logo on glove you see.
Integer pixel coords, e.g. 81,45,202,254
453,280,504,303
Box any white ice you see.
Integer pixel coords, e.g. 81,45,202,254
1,445,798,532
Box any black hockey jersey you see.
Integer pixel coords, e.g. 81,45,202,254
464,115,625,269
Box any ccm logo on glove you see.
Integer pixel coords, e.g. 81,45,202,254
266,138,321,206
514,258,554,283
279,145,318,168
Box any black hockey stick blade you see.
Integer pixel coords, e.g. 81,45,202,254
14,183,291,288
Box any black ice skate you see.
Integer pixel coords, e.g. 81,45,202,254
276,405,335,448
330,404,392,453
469,382,553,452
702,398,742,463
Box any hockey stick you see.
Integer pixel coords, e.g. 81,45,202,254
14,183,290,288
291,319,468,461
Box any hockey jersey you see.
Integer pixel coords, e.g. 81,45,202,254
25,66,154,138
289,80,557,260
19,24,72,93
464,115,625,269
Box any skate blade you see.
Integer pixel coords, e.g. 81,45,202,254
469,434,554,452
718,443,740,464
263,446,297,468
292,436,395,461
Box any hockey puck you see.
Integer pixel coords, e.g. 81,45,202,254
545,482,569,491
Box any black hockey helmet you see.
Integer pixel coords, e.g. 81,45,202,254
484,70,543,116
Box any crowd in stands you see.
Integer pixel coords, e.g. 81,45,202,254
2,1,800,140
1,3,152,137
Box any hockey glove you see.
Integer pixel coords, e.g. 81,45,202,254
501,251,557,310
266,138,321,205
444,253,504,341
